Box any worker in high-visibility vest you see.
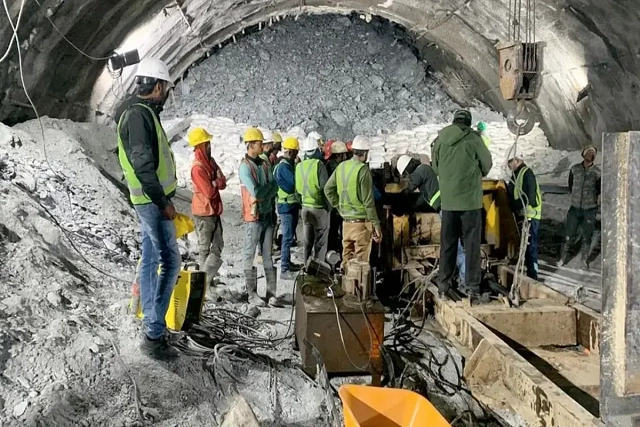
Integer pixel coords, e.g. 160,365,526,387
325,136,382,267
296,135,330,265
396,154,466,285
506,147,542,280
115,57,180,360
273,137,302,283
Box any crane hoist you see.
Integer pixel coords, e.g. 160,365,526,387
497,0,543,136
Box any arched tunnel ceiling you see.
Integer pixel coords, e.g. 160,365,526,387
1,0,639,150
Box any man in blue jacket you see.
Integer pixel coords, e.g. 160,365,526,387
273,137,302,281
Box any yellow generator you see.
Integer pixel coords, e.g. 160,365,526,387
133,263,207,331
383,179,520,273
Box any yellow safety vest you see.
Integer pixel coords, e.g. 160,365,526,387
514,166,542,220
117,104,177,205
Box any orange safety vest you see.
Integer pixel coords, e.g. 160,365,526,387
240,157,270,222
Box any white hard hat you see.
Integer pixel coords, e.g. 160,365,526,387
351,135,370,151
308,131,322,142
331,141,348,154
135,57,173,87
396,155,412,176
301,135,318,152
262,130,274,143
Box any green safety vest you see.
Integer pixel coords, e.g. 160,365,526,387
514,166,542,220
296,159,323,209
335,159,367,219
117,104,177,205
273,159,299,205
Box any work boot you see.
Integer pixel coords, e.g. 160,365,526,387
280,270,298,281
245,267,266,307
265,268,282,307
288,262,303,272
141,335,180,360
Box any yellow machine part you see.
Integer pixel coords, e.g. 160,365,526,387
387,179,520,263
135,267,207,331
339,384,451,427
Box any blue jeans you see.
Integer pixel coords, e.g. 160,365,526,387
244,220,274,271
135,203,181,340
279,210,298,271
439,212,466,283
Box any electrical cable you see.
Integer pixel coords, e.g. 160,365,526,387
33,0,112,61
4,2,132,284
0,0,24,63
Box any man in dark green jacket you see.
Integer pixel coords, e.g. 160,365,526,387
432,110,493,297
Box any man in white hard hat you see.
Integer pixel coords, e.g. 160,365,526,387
325,135,382,267
115,57,180,360
296,135,330,265
326,141,350,253
396,154,466,285
505,147,542,280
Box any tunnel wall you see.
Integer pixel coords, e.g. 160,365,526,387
1,0,639,150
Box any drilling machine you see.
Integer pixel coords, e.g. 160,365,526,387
294,252,385,384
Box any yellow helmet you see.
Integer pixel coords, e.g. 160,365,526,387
283,137,299,150
243,127,264,143
272,132,283,143
188,127,213,147
173,213,195,239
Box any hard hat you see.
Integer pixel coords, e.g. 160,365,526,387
351,135,370,151
582,145,597,157
188,127,213,147
173,213,195,239
477,121,487,132
262,130,274,143
308,131,322,141
135,58,173,87
283,137,300,151
272,132,283,143
301,135,318,152
331,141,348,154
396,155,412,176
243,127,264,143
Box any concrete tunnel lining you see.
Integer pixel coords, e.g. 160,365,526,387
2,0,640,149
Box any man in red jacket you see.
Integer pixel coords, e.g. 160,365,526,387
188,127,227,287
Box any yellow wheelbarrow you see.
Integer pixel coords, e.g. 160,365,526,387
339,385,451,427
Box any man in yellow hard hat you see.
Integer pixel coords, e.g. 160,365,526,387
115,57,180,360
273,136,302,284
239,127,278,306
188,127,227,290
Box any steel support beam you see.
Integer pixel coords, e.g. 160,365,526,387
601,132,640,426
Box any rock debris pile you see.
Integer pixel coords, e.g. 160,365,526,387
165,13,503,140
0,119,328,427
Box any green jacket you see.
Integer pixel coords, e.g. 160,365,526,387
432,124,492,211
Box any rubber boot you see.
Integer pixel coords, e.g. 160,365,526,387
580,244,590,270
265,268,282,307
245,267,265,307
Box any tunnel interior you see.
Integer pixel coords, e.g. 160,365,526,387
2,0,640,150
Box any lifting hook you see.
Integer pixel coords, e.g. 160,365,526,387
506,100,538,136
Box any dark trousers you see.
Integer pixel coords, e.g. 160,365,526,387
563,206,597,258
328,210,343,254
439,209,482,293
517,217,540,280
